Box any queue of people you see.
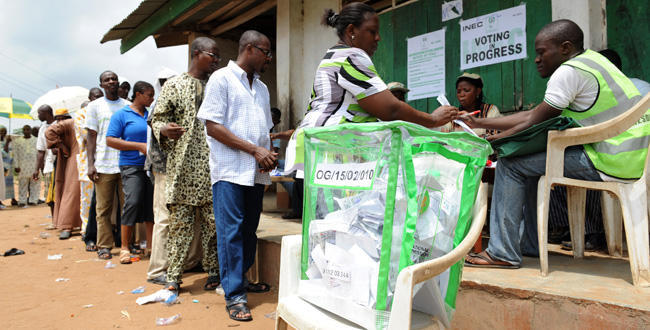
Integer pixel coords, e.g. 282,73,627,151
2,1,648,324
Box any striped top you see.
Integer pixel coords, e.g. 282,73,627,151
300,45,387,128
284,45,388,177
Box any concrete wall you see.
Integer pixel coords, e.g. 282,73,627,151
551,0,607,50
276,0,339,130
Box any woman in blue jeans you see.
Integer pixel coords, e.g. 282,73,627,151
107,81,155,264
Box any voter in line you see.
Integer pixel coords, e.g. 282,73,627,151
442,72,501,136
283,2,458,178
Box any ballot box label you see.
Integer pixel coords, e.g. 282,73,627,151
312,161,377,189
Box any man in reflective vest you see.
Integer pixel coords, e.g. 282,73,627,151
463,19,649,268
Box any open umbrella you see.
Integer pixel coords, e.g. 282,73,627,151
0,97,32,119
30,86,89,119
0,97,33,132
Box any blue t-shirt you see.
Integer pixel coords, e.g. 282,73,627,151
106,105,149,166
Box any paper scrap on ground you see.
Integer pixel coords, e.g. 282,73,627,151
135,289,176,305
47,254,63,260
55,278,70,282
117,291,125,295
83,304,93,308
105,261,116,269
156,313,181,326
121,310,131,320
131,286,146,294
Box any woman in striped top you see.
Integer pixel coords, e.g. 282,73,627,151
283,2,459,176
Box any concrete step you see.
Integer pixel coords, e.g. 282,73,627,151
254,212,650,328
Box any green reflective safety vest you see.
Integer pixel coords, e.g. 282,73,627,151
561,49,649,179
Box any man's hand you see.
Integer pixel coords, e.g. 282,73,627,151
87,165,99,182
32,170,40,181
253,147,278,171
137,143,147,155
160,123,185,140
431,105,459,126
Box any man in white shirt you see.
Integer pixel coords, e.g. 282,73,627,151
197,30,276,322
463,20,648,268
85,71,130,259
33,105,56,219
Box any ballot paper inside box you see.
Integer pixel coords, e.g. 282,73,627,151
298,121,491,329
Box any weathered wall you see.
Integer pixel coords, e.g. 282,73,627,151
276,0,339,130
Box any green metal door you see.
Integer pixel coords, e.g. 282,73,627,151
607,1,650,83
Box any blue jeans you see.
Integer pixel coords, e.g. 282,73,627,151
212,181,264,307
486,147,602,265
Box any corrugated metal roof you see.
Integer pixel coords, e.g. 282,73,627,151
100,0,168,43
100,0,277,53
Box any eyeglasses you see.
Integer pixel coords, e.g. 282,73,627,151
252,45,273,59
202,51,221,62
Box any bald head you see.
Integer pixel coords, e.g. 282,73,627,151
37,104,54,122
537,19,584,51
238,30,269,54
190,37,218,59
89,87,104,101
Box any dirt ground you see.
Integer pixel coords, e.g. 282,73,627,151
0,201,278,329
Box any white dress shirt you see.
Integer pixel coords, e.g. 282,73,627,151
197,60,273,187
36,121,55,174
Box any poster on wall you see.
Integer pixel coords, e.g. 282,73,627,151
459,4,526,70
406,28,446,101
442,0,463,22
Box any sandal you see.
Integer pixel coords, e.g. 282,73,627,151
97,248,112,260
464,251,519,269
204,275,221,291
226,303,252,322
119,250,132,264
59,230,71,240
165,281,180,293
246,282,270,293
129,244,143,255
147,274,167,286
85,242,97,252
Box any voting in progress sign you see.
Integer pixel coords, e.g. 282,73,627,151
460,4,526,70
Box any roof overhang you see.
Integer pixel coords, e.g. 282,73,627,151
101,0,277,54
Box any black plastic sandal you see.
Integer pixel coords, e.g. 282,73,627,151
97,248,112,260
203,275,221,291
246,282,270,293
226,303,252,322
85,242,97,252
165,281,180,293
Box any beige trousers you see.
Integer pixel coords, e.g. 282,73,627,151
95,173,124,249
147,172,203,280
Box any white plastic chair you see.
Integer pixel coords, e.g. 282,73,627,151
537,93,650,287
275,182,488,329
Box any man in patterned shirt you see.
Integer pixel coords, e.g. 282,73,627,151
150,36,221,292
